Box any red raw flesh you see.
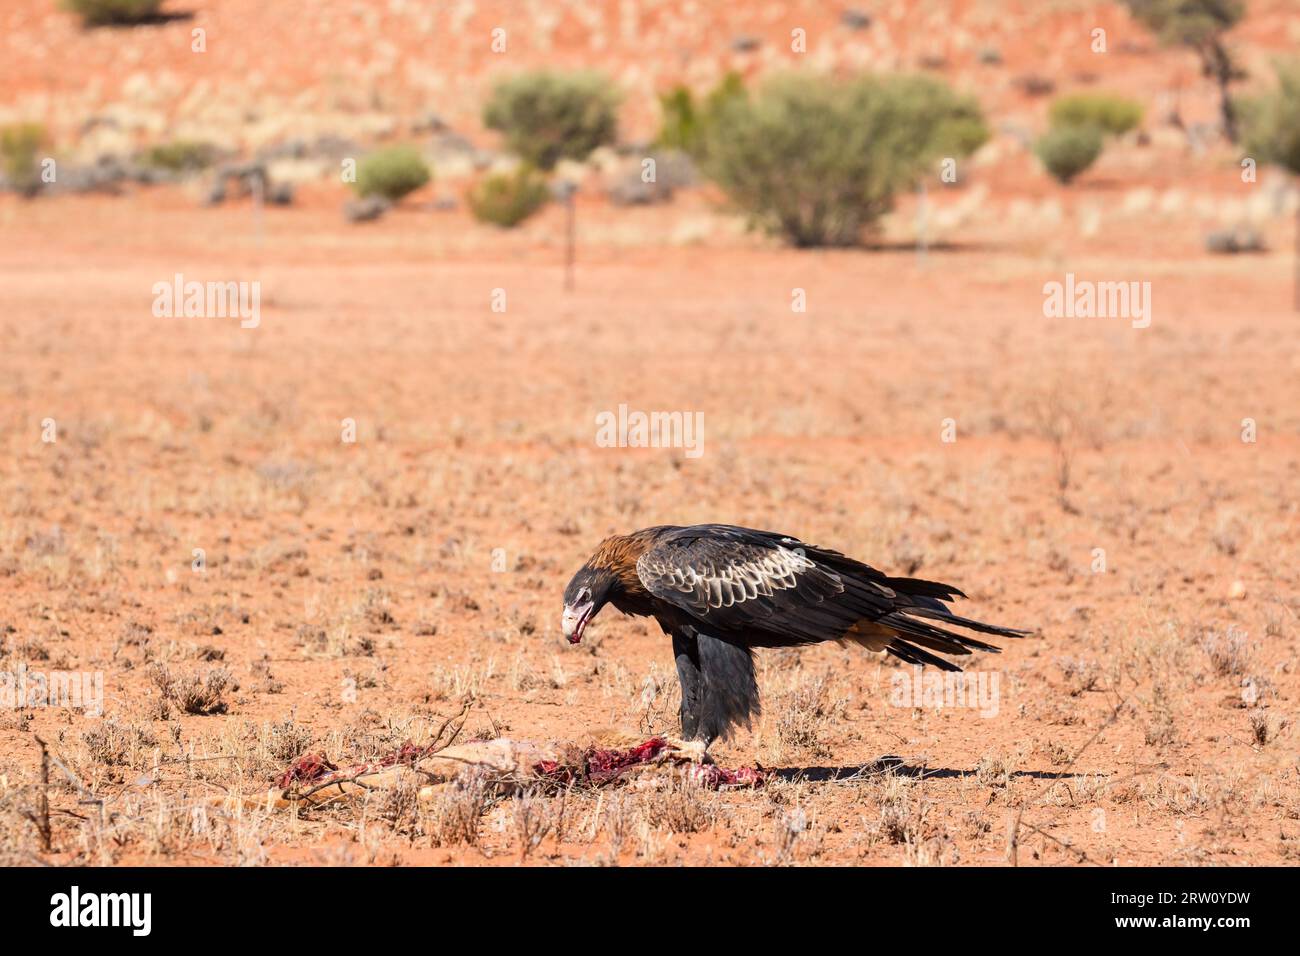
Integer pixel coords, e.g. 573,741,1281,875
276,741,441,790
276,753,339,789
533,737,768,789
278,737,768,791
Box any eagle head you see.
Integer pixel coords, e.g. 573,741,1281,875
561,564,619,644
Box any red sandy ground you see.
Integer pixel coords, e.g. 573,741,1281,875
0,1,1297,866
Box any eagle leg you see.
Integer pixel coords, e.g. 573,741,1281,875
671,626,760,750
671,629,705,742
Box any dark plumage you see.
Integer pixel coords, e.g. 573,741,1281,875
562,524,1030,748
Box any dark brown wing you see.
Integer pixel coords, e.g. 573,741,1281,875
636,524,1029,671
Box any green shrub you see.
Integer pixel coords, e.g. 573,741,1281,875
701,73,989,247
1049,93,1144,136
353,145,431,201
483,71,620,171
0,123,45,197
62,0,163,26
656,87,700,154
467,166,550,227
1241,61,1300,176
142,140,218,173
1035,124,1104,184
656,71,746,159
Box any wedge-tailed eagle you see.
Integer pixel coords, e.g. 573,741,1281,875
562,524,1028,751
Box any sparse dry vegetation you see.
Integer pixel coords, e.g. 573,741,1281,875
150,665,237,716
0,0,1296,870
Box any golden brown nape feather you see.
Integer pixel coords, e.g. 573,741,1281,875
585,527,666,598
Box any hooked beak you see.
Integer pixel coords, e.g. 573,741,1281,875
561,600,595,645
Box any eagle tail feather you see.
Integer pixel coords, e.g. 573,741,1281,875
899,605,1033,640
882,575,968,601
885,640,964,672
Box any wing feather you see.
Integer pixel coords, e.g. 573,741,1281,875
636,524,1029,669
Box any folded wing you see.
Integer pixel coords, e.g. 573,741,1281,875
636,524,1029,671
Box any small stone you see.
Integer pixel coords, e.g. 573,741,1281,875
266,182,295,206
1205,227,1264,255
344,195,390,222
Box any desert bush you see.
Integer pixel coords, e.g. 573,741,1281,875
1241,61,1300,176
150,664,236,715
656,71,746,159
142,140,218,173
1049,92,1144,136
1035,124,1104,184
701,73,988,247
0,123,45,197
483,71,620,171
353,145,431,201
62,0,163,26
467,165,550,227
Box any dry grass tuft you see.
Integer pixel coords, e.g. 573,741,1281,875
772,668,848,759
1199,626,1252,678
426,770,494,848
639,771,720,834
150,664,237,715
81,720,157,776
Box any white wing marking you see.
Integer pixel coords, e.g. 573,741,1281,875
638,545,835,610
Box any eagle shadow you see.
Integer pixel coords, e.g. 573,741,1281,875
861,239,993,254
82,10,195,27
773,756,1088,784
